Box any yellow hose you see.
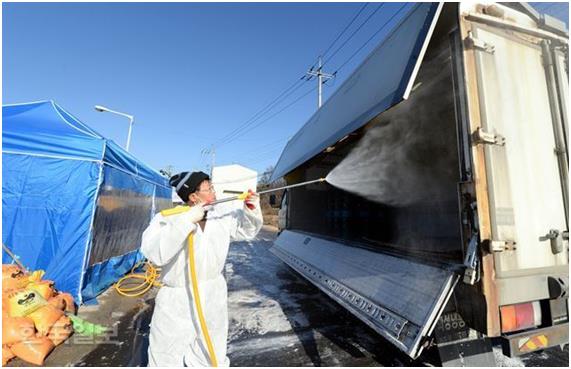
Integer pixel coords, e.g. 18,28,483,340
113,232,218,366
187,234,218,367
114,261,162,297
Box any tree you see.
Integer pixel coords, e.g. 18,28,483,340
259,166,274,186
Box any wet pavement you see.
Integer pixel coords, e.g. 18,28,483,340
75,299,154,367
7,226,568,366
225,228,434,366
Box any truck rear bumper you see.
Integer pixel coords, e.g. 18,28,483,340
501,323,568,357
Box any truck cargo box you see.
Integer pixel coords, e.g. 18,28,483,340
270,2,568,362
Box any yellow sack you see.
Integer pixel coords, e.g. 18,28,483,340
27,270,45,284
6,289,47,317
27,280,55,300
28,305,64,336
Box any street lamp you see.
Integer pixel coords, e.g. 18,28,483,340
94,105,135,152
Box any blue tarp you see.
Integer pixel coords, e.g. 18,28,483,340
81,249,145,304
2,100,171,304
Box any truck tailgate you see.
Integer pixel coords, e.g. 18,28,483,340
271,230,459,359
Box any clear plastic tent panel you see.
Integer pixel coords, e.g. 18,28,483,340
89,165,165,266
154,185,173,212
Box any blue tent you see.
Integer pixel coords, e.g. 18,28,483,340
2,101,172,304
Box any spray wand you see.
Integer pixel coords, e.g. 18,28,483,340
211,177,326,206
160,178,327,216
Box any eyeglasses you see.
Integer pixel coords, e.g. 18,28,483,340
196,186,215,193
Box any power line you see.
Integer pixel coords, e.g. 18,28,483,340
240,139,285,159
215,80,307,147
222,137,289,159
213,5,371,150
334,3,409,73
220,85,317,145
245,136,290,152
322,3,385,67
219,80,300,141
211,3,388,156
234,4,409,164
239,154,281,168
240,146,283,163
320,3,369,59
213,78,305,147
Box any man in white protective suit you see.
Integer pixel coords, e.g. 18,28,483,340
141,171,263,367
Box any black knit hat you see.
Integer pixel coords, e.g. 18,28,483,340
169,171,210,202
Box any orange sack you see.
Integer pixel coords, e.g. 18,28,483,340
59,292,77,314
2,294,9,315
2,264,28,292
10,336,55,366
28,305,64,336
2,316,36,345
48,316,73,346
2,345,15,366
27,280,55,300
48,295,66,311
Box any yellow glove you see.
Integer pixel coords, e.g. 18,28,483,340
239,189,258,210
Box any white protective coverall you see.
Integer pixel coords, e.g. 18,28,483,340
141,201,263,367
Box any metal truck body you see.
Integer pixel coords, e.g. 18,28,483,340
270,2,568,363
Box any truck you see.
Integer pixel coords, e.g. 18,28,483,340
269,2,568,366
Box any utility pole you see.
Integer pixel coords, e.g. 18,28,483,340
201,146,216,176
306,56,335,108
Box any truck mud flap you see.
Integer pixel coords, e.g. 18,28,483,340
271,230,460,359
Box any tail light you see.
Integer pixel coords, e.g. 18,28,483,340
500,301,542,333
